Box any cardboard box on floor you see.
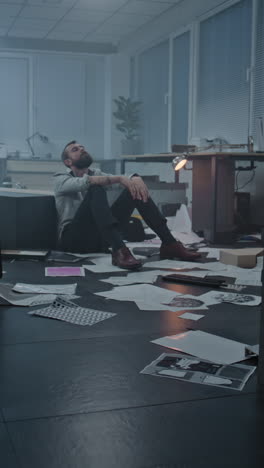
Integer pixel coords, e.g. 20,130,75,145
219,248,264,268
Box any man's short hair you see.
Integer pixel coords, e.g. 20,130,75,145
61,140,76,162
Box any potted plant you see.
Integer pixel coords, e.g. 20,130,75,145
113,96,142,155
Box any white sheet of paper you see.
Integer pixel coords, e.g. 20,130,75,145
83,255,147,273
199,262,228,272
198,247,220,259
235,273,262,287
135,301,179,311
204,265,262,287
198,290,261,306
144,259,203,270
152,330,256,365
166,294,208,310
0,283,43,306
83,264,123,273
13,283,77,295
171,204,192,232
159,369,187,378
96,283,181,303
163,270,208,278
125,241,160,249
100,270,165,286
100,276,131,286
224,264,258,275
83,256,128,273
135,292,208,312
135,300,208,312
178,312,205,321
9,294,79,307
254,257,263,271
0,283,79,307
171,231,204,246
66,252,109,258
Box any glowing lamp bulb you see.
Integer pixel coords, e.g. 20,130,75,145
173,157,187,171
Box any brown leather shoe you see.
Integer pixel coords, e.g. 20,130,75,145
160,241,201,261
112,246,142,270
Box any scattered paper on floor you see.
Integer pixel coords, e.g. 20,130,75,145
151,330,258,365
100,270,165,286
13,283,77,295
29,296,116,326
0,283,79,307
45,266,85,277
141,352,256,391
198,247,220,259
178,312,205,321
198,290,261,306
83,256,138,273
96,283,181,303
144,259,204,270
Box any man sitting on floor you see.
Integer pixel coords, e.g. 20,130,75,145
53,141,201,270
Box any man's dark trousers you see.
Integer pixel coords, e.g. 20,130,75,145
59,185,171,253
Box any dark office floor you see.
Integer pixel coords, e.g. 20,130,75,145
1,256,264,468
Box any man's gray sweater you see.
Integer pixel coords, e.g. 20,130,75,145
53,168,113,239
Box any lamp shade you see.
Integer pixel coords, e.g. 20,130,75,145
172,155,188,171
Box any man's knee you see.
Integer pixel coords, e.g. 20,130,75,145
85,184,107,201
87,184,106,194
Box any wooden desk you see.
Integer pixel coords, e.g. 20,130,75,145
120,153,179,179
6,159,62,191
187,152,264,243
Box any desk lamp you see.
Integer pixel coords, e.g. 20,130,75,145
171,144,197,172
172,154,188,171
26,132,49,157
172,141,251,173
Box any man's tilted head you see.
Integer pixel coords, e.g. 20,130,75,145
61,140,93,169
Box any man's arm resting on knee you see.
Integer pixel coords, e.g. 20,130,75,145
88,174,149,202
88,175,121,186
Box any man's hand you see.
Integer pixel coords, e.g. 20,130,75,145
120,176,149,202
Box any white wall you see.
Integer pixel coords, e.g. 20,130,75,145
0,50,107,160
108,53,131,158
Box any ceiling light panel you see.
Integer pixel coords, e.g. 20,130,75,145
141,0,182,3
94,22,135,35
52,20,97,33
47,31,86,41
75,0,128,11
103,12,153,27
19,5,68,20
9,17,57,30
85,33,121,43
8,29,48,38
0,17,15,27
0,26,9,35
0,0,25,4
0,4,23,16
119,0,174,15
26,0,74,5
63,9,111,22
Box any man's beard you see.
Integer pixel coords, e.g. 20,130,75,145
73,152,93,169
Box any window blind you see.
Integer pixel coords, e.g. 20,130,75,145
138,40,169,153
196,0,252,144
0,57,29,150
253,0,264,148
171,31,190,145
